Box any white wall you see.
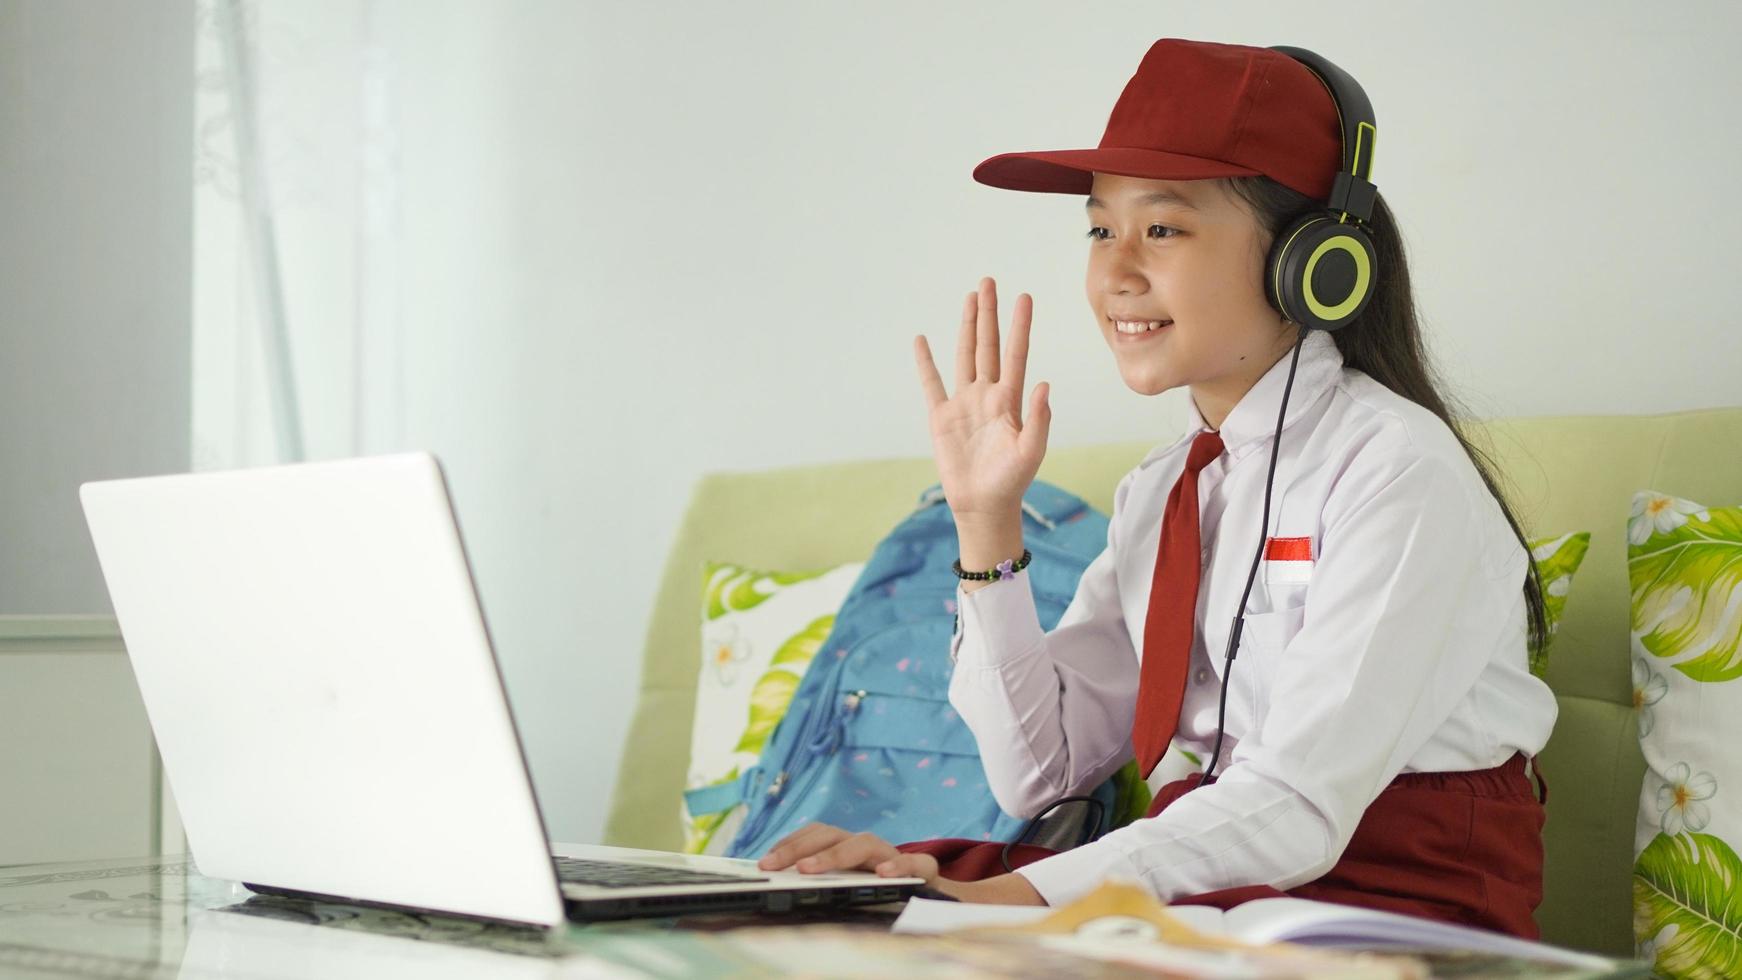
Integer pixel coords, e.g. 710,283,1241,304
438,0,1741,844
0,0,194,615
6,0,1739,848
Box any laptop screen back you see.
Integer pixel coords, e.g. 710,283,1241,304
79,452,565,927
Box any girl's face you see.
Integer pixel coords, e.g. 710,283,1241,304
1084,172,1300,428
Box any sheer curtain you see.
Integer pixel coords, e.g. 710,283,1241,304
192,0,403,471
185,0,605,841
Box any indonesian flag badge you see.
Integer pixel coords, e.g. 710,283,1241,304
1263,535,1315,584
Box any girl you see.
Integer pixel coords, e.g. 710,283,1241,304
757,37,1556,939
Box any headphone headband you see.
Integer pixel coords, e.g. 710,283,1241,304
1267,45,1379,226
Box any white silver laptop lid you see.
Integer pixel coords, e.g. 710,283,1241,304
80,452,567,926
81,452,922,930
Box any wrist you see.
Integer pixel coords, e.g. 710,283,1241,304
954,510,1021,535
953,547,1031,584
956,516,1025,594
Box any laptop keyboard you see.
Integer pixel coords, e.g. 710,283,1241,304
553,857,770,889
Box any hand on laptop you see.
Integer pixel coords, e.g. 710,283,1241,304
757,822,938,881
756,822,1048,905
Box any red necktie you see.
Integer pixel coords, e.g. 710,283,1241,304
1132,428,1225,779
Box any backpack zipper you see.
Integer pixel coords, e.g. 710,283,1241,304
805,688,867,756
730,644,856,852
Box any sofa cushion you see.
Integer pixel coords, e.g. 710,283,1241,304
1627,490,1742,976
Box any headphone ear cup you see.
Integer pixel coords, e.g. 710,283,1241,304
1265,212,1379,332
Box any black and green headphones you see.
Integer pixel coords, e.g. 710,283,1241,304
1262,46,1381,333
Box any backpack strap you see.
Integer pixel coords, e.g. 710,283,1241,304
683,766,758,817
1019,480,1090,525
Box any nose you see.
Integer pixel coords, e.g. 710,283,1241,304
1095,239,1150,298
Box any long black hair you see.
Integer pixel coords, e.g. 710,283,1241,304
1221,175,1549,658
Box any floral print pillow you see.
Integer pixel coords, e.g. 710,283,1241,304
1627,490,1742,977
1528,530,1593,678
682,559,864,854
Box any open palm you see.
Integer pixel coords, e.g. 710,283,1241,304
913,277,1051,523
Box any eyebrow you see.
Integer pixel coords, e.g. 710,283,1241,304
1084,191,1200,212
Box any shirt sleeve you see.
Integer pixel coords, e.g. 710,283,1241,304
947,469,1142,822
1016,448,1526,907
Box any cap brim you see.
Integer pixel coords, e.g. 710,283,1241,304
972,147,1262,195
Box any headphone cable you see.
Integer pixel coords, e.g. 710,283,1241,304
1202,327,1308,784
999,794,1107,873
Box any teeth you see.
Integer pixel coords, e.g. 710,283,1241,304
1115,319,1170,334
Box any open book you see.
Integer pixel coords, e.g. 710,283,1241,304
1160,897,1621,969
894,888,1649,978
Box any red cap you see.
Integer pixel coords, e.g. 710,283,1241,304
972,38,1342,201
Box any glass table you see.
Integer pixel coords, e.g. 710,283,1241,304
0,851,1649,979
0,850,1135,979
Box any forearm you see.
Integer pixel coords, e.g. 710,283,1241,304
1011,766,1338,908
933,871,1049,906
948,545,1138,818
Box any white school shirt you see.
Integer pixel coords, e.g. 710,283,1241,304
945,326,1558,908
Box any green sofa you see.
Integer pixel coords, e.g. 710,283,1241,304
605,405,1742,956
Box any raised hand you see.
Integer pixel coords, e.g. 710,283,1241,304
913,277,1051,526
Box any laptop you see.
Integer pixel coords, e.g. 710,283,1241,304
78,451,926,928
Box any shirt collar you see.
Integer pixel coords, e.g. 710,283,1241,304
1145,327,1345,466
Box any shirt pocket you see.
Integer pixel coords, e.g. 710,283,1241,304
1237,602,1307,723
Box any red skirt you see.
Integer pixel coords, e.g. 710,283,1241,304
896,752,1548,939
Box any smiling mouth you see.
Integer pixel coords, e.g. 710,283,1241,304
1109,316,1173,335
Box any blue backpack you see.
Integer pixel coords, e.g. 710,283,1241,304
683,479,1144,860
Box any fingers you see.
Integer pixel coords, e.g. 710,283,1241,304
793,831,898,874
929,280,1022,407
955,289,977,391
1004,292,1031,399
759,823,845,869
873,853,940,882
757,823,848,870
756,823,936,883
1021,381,1051,461
914,335,947,410
976,277,1000,384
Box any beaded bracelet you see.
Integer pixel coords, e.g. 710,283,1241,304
951,548,1032,582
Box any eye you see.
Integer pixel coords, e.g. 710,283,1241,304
1084,224,1181,241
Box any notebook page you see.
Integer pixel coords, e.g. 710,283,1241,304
1155,903,1229,933
1217,897,1616,970
889,897,1052,934
892,896,1234,935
